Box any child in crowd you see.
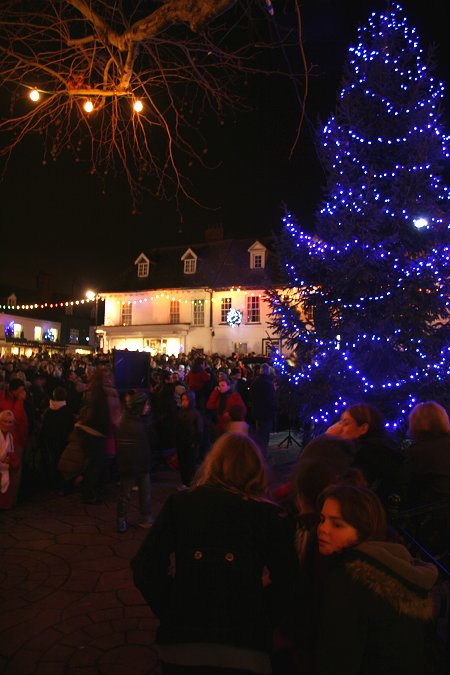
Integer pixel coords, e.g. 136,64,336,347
115,391,153,533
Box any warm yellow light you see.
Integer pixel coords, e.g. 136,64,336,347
86,290,96,301
29,88,40,102
134,99,143,112
84,100,94,113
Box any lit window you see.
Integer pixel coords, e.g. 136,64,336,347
34,326,43,341
121,304,132,326
69,328,80,344
193,299,205,325
221,297,232,323
246,296,260,323
170,300,180,324
13,323,22,339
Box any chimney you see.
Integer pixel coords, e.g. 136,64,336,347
204,224,224,242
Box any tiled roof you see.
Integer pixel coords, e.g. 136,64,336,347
102,237,283,293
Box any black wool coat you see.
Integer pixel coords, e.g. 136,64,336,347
131,485,300,654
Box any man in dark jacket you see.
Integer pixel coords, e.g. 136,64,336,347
115,391,153,533
249,363,277,456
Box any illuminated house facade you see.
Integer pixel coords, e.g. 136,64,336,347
98,237,283,356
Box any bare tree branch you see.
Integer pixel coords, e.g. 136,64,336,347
0,0,305,212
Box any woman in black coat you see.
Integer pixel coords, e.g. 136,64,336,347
131,433,300,675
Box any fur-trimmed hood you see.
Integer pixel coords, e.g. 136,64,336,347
343,541,438,622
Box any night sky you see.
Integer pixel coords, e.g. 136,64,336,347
1,0,449,297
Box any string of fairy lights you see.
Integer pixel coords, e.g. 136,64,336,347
1,289,264,313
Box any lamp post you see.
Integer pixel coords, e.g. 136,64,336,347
86,290,98,351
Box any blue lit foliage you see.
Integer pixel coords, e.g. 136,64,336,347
269,3,450,433
4,321,14,338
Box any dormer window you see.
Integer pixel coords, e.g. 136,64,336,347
138,261,149,277
248,241,267,269
134,253,150,278
184,258,196,274
181,248,197,275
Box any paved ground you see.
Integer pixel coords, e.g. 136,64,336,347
0,437,301,675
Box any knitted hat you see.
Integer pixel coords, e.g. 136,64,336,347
129,391,148,414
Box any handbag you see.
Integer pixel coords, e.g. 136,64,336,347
57,428,87,480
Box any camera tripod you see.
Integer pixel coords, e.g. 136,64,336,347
278,423,302,449
277,388,302,449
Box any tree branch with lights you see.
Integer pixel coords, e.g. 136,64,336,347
0,0,303,211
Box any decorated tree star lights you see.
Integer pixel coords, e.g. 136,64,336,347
269,3,450,434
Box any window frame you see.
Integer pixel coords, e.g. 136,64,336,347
192,298,205,326
246,295,260,324
220,297,232,324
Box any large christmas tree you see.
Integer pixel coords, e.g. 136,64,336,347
269,2,450,435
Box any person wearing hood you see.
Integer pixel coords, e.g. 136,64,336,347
115,391,153,533
312,484,438,675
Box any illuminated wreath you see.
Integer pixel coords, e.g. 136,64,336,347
226,308,243,326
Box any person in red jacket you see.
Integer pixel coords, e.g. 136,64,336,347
0,378,31,503
206,376,247,436
185,356,212,413
0,378,30,456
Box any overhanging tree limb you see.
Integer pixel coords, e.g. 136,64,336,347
0,0,305,211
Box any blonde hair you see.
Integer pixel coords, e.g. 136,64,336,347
408,401,450,437
194,433,268,497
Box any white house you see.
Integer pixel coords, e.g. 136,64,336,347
97,236,283,356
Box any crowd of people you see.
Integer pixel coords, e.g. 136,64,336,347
0,350,279,511
0,350,449,673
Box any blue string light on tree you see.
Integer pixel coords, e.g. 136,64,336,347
268,3,450,434
226,308,243,326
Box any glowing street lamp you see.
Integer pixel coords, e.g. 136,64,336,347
86,290,98,351
133,99,143,112
84,100,94,113
29,88,40,102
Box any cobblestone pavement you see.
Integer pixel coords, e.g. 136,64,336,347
0,440,301,675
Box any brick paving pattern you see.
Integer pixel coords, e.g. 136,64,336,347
0,439,301,675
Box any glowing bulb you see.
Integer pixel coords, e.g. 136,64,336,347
84,100,94,113
413,217,428,229
134,99,143,112
29,88,40,102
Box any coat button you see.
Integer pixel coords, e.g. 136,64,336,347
225,552,234,562
194,550,203,560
